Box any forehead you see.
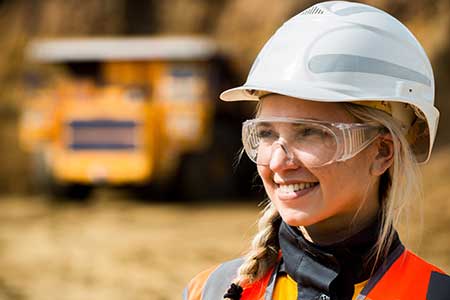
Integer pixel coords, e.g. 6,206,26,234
258,94,354,123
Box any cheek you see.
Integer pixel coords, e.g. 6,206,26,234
319,160,373,207
257,166,273,188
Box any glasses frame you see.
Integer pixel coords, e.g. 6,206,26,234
242,117,385,167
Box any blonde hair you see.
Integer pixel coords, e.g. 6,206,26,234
226,102,422,294
343,103,422,263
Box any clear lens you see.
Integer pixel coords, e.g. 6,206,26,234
242,118,381,168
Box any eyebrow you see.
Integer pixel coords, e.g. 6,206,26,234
256,121,310,132
257,122,273,127
258,115,323,121
257,117,323,124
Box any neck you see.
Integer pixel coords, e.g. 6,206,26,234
278,216,399,300
302,213,378,245
303,203,380,246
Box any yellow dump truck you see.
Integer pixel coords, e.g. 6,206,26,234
19,37,248,199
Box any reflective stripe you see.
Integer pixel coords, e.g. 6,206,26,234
185,265,219,300
241,266,275,300
308,54,432,86
334,6,380,16
264,262,280,300
427,271,450,300
365,250,446,300
182,287,188,300
202,258,243,300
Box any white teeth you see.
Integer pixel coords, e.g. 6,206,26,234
278,182,317,193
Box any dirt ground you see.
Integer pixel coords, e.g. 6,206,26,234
0,149,449,300
0,194,261,300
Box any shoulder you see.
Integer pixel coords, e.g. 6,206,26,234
401,251,449,300
183,257,244,300
399,250,446,275
366,248,449,300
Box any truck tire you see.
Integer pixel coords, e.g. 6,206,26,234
30,150,92,201
178,122,241,201
50,183,93,201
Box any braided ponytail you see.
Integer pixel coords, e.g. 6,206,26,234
224,201,281,299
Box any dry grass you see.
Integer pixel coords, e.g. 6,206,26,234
0,194,260,300
411,146,450,269
0,147,448,300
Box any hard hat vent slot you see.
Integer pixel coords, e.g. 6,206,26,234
300,6,324,15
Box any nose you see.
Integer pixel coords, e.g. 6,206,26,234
269,141,298,171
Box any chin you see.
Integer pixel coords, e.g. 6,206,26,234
278,209,316,227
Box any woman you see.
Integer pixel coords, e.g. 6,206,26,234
184,1,448,300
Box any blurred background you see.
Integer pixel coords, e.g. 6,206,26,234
0,0,448,299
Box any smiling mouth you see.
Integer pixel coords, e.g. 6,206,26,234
278,182,319,193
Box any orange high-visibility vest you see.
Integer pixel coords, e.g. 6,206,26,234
184,248,448,300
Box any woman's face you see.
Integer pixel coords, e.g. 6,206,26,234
257,94,383,236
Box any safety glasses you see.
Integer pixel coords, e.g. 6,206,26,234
242,117,385,168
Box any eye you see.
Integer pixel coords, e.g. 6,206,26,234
299,127,313,136
297,126,323,137
295,126,333,142
256,127,277,140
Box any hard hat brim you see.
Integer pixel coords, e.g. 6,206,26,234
220,83,356,102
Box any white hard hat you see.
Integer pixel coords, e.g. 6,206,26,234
220,0,439,163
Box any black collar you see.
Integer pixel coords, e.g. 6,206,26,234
278,217,401,300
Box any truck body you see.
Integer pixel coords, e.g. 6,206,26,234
19,37,236,199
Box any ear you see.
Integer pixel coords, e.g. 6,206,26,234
370,134,394,176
